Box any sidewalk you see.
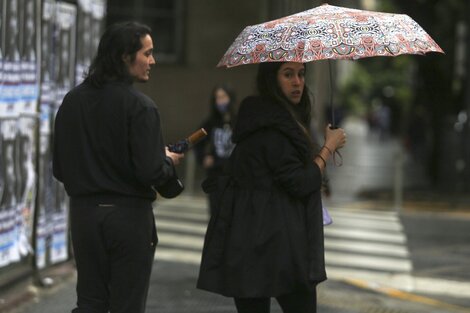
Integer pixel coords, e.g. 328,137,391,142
5,257,467,313
343,187,470,215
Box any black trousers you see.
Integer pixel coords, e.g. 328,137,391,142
234,287,317,313
70,196,157,313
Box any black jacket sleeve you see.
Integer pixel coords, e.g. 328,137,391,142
264,130,322,198
129,102,176,188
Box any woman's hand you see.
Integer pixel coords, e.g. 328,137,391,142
313,124,347,171
203,155,214,169
324,124,347,152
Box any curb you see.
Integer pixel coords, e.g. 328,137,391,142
342,277,470,313
0,286,37,313
0,262,76,313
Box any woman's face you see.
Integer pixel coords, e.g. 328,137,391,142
215,88,230,106
277,62,305,105
215,88,230,112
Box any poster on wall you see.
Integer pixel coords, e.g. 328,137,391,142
49,1,76,265
0,0,40,270
90,0,106,65
17,0,40,261
0,0,4,266
0,0,3,112
0,0,22,268
75,0,105,86
75,0,92,85
36,0,55,269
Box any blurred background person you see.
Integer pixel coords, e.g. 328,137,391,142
195,83,237,215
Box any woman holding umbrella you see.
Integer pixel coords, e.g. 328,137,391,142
197,61,346,313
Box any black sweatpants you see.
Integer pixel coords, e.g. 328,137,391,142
70,196,157,313
234,287,317,313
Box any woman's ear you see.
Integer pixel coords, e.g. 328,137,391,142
122,54,130,65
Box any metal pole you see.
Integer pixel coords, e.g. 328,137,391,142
394,144,403,213
465,3,470,191
184,149,196,195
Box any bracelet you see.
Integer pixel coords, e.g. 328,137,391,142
322,145,333,155
316,154,327,168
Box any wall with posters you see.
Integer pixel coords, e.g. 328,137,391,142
0,0,39,270
0,0,106,283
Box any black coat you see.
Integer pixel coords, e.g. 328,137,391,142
197,96,327,298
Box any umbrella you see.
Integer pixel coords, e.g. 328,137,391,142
217,3,444,127
217,3,444,68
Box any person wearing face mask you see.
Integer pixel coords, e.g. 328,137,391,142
195,84,236,215
53,22,184,313
197,62,347,313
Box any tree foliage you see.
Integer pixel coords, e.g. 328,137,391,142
338,0,468,185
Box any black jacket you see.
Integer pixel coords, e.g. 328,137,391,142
53,81,176,201
195,111,235,171
197,96,326,297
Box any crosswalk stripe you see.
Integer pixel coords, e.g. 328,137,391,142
155,216,411,273
157,197,207,209
325,251,412,272
332,207,400,222
328,216,404,232
325,238,409,257
324,227,407,244
158,233,204,249
155,247,201,264
156,219,207,235
156,210,209,222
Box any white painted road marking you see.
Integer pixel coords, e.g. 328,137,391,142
153,196,470,300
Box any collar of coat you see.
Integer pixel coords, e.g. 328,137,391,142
232,96,312,163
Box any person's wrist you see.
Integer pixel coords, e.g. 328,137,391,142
323,142,335,153
316,154,327,168
322,145,333,155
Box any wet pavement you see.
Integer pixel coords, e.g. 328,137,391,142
8,201,470,312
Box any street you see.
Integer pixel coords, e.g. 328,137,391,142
7,118,470,313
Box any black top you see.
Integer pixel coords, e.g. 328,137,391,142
53,81,176,201
194,112,235,171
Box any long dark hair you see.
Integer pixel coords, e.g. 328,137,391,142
84,21,152,87
256,62,312,129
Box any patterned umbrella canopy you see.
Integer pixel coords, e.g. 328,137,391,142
217,3,444,68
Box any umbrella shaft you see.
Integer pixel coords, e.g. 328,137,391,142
328,60,336,127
